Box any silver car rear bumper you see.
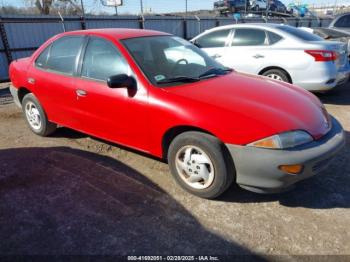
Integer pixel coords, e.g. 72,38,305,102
293,62,350,92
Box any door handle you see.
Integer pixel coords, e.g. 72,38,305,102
212,54,222,59
76,89,88,97
253,54,265,59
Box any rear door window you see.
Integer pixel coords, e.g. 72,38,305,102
35,46,50,68
46,36,84,75
231,29,267,46
196,29,231,48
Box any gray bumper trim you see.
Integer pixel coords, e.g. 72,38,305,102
226,117,346,193
9,84,21,108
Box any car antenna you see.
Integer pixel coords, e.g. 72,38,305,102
58,11,66,32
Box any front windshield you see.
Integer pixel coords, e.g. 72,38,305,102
122,35,231,86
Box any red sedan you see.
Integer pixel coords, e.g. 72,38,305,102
9,29,345,198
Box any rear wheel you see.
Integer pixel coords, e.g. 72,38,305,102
262,69,290,83
255,5,260,11
168,131,234,199
22,93,57,136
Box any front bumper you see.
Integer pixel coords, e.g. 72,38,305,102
226,117,346,194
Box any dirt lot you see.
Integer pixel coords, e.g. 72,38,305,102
0,81,349,259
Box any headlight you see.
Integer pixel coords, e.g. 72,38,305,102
248,131,314,149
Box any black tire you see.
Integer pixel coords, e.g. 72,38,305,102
262,69,291,83
22,93,57,136
167,131,234,199
255,5,260,11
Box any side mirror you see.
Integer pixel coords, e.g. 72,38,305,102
107,74,137,90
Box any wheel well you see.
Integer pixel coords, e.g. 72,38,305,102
162,126,215,160
17,87,31,104
258,67,293,84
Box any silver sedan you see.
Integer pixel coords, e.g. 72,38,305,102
191,23,350,92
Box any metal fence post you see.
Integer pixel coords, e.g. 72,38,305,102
194,15,201,35
183,17,188,39
139,15,145,29
80,15,86,30
319,18,323,27
0,16,12,65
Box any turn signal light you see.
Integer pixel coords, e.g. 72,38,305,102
249,137,279,149
279,164,304,175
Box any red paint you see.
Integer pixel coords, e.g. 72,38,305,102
9,29,330,158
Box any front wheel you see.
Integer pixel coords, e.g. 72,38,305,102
168,132,234,199
22,93,57,136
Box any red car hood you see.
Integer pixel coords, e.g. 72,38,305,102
165,72,330,140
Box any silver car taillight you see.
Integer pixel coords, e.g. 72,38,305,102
305,50,337,62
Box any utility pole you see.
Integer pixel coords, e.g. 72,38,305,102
185,0,188,16
115,5,118,15
80,0,85,16
140,0,144,15
333,0,338,15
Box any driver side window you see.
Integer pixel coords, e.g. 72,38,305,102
81,37,129,81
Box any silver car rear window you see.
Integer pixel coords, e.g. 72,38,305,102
277,26,324,42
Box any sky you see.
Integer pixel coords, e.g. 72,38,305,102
2,0,349,15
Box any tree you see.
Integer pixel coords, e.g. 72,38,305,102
25,0,83,15
35,0,52,14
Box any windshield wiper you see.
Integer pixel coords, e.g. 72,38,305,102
157,76,200,84
156,68,233,84
199,67,233,79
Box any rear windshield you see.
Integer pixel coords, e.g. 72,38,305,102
316,28,349,38
277,25,324,41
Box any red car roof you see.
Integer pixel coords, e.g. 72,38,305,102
62,28,170,40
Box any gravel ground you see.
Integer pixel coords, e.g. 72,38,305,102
0,81,349,259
